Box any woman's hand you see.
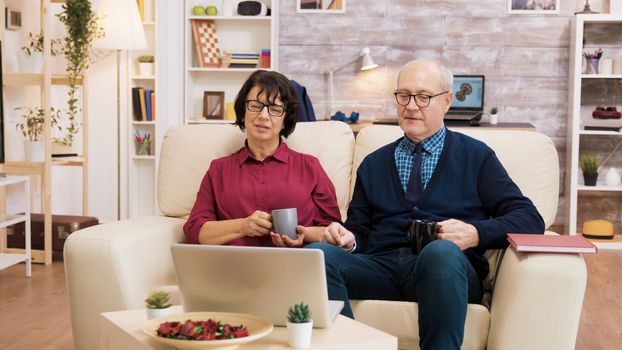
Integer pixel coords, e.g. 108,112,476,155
271,225,306,247
243,210,273,237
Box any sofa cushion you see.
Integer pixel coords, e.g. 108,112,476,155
351,300,490,350
158,121,355,219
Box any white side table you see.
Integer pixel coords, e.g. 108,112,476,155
0,175,31,276
100,306,397,349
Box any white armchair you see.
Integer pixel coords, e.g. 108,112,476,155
65,122,586,350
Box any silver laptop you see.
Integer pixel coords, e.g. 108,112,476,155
170,244,344,328
445,75,485,126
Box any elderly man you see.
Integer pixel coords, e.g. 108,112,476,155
307,59,544,349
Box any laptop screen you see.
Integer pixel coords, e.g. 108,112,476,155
449,75,485,112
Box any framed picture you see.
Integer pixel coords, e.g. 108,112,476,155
508,0,560,14
203,91,225,119
297,0,346,13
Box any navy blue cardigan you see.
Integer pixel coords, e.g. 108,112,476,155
344,129,544,280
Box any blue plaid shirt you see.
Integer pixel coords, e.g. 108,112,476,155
395,127,446,192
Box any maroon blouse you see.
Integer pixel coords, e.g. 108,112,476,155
183,142,341,245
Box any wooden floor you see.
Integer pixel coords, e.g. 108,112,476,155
0,252,621,349
0,257,73,350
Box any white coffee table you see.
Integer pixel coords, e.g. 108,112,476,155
100,306,397,349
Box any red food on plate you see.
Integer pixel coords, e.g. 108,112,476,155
156,319,249,341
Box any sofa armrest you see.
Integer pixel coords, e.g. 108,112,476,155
64,215,185,350
487,248,587,350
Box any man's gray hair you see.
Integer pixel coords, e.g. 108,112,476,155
397,59,454,92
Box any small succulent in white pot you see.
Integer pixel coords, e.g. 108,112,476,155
144,290,173,319
286,302,313,348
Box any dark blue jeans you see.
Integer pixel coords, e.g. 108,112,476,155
306,240,483,350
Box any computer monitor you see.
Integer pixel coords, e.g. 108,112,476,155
449,75,485,112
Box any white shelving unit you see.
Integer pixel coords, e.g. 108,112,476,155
183,0,278,124
565,14,622,235
1,0,88,265
126,0,158,219
0,176,31,277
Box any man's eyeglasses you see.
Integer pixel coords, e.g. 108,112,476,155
394,91,449,108
246,100,286,118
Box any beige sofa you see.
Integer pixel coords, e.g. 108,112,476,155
65,121,587,350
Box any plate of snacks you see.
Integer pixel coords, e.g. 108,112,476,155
142,312,273,349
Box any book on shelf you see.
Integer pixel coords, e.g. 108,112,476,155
131,87,142,121
507,233,597,254
138,88,147,121
136,0,145,22
145,89,152,121
228,63,258,68
151,92,156,121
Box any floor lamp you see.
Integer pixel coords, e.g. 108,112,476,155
325,47,378,117
93,0,147,220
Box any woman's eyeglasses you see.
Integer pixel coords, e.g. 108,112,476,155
246,100,286,117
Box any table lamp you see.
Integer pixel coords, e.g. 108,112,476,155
325,47,378,117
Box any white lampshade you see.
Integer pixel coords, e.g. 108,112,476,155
361,52,378,71
93,0,147,50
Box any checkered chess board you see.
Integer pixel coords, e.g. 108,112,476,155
191,19,222,67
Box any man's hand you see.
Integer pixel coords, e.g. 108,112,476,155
437,219,479,250
243,210,272,237
271,225,305,247
322,222,355,251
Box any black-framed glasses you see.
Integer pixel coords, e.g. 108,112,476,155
394,91,449,108
246,100,286,118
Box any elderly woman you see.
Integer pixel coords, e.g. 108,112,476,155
183,70,341,247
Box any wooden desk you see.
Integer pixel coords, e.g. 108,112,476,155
349,121,536,135
100,306,397,350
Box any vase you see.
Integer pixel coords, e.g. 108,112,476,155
24,140,44,162
136,142,151,156
138,62,154,76
52,141,73,156
146,307,173,320
17,51,43,73
605,168,621,186
286,321,313,348
585,58,600,74
583,172,598,186
489,113,498,125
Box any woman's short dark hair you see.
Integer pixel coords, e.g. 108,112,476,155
233,70,299,138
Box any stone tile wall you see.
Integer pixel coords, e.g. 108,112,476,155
279,0,620,228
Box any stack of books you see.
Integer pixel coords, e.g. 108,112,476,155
131,87,156,121
222,51,260,68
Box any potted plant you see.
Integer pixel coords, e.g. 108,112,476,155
286,302,313,348
580,155,600,186
15,106,64,162
489,106,499,125
137,55,155,76
144,290,173,319
57,0,103,148
18,32,61,73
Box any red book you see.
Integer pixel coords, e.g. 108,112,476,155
507,233,597,254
